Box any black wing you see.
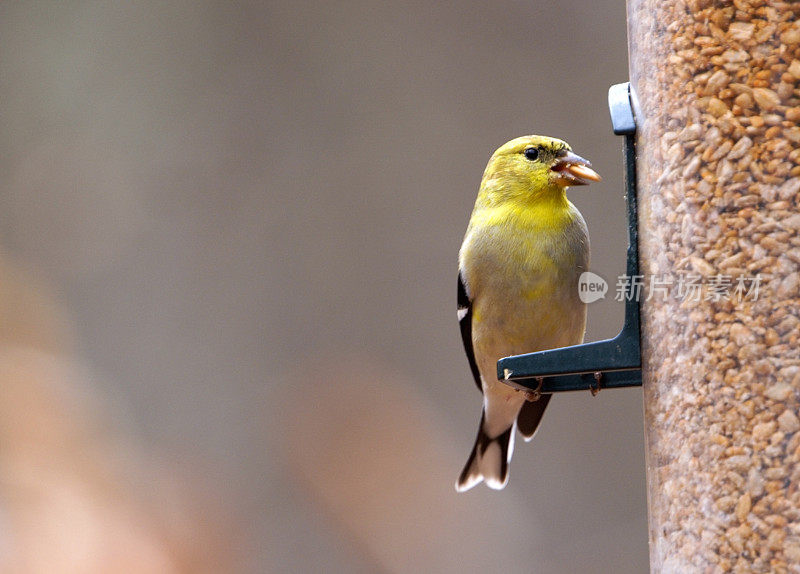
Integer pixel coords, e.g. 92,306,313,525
517,394,551,440
458,271,482,391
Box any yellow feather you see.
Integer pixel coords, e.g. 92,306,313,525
456,134,598,492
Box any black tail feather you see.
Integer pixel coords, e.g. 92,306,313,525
456,411,514,492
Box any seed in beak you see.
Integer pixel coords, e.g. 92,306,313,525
565,163,602,183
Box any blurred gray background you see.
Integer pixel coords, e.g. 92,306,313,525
0,1,648,572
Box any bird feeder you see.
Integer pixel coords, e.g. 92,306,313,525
501,2,800,571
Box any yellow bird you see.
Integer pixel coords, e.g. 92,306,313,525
456,135,601,492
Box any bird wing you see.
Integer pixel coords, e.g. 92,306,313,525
516,394,551,440
458,271,482,392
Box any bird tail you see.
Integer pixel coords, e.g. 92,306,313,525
455,410,514,492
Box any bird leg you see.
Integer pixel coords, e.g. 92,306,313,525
524,377,544,402
589,372,603,396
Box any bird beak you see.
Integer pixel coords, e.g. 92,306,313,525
550,151,602,187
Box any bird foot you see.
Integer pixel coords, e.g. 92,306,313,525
589,372,603,396
524,377,545,402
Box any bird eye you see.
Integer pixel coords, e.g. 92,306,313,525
523,147,539,161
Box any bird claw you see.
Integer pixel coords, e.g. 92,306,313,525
524,377,545,402
589,372,602,396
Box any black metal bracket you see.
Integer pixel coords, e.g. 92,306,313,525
496,82,642,393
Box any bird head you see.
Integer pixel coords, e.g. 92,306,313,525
479,135,601,204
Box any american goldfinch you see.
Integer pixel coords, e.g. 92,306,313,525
456,135,601,492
